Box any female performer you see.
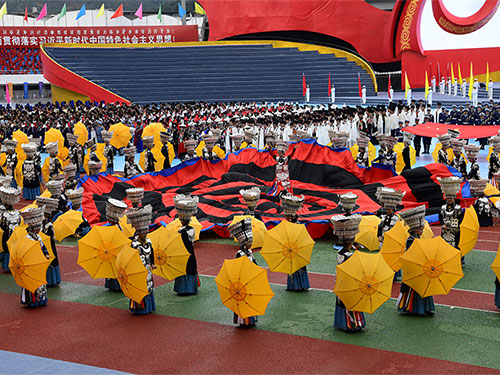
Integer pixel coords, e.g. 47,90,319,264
0,186,21,271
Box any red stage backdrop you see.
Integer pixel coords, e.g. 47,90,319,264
0,26,198,48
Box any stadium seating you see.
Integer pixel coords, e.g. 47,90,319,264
0,48,42,74
43,44,376,103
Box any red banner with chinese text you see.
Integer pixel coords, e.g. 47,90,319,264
0,26,198,48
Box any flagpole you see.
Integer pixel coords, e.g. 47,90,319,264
181,0,187,25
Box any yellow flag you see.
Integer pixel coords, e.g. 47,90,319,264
451,63,455,82
0,2,7,19
425,71,429,99
194,2,206,14
458,63,462,83
468,62,474,99
405,72,410,99
486,62,490,91
97,3,105,18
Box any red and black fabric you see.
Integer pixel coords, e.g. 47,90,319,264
80,140,458,239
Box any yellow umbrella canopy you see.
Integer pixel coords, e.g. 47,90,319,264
400,236,463,298
116,245,149,303
74,122,88,146
12,130,29,154
143,123,166,146
334,251,394,314
77,225,130,279
165,217,202,241
354,215,381,251
53,210,84,242
7,226,55,263
9,236,50,293
402,220,435,239
119,215,136,238
350,142,377,166
230,215,267,249
432,143,455,163
41,155,64,183
260,220,315,275
0,227,3,252
44,128,65,149
491,244,500,280
394,142,416,173
139,143,165,172
148,229,190,280
484,183,500,208
83,143,107,174
109,122,132,149
380,220,408,272
458,206,479,256
215,256,275,319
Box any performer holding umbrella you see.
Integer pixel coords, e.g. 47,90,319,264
123,146,142,179
66,188,91,237
20,143,42,200
0,186,21,271
488,135,500,185
3,140,18,187
240,187,262,221
469,179,493,227
36,196,60,286
465,144,481,181
330,214,365,332
67,134,81,180
173,194,200,296
102,131,115,174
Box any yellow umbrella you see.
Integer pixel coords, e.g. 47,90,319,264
491,244,500,280
74,122,88,146
7,226,55,263
53,210,84,242
119,215,135,238
0,227,3,253
165,217,202,241
230,215,267,249
400,236,463,297
260,220,315,275
58,146,70,167
215,256,275,319
116,245,149,303
77,225,130,279
354,215,380,251
380,220,408,272
13,130,29,154
109,122,132,149
394,142,416,174
9,235,50,292
148,228,190,280
83,143,107,174
41,155,64,183
143,123,166,146
350,142,377,166
44,128,65,149
484,183,500,208
458,206,479,256
402,220,435,239
432,143,454,163
139,143,165,172
334,251,394,314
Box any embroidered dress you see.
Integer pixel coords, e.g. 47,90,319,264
234,246,258,327
378,212,401,279
1,209,21,270
489,151,500,184
161,144,171,169
397,235,435,315
473,197,493,227
68,144,81,179
285,218,310,291
145,150,156,173
334,247,366,331
43,221,61,286
439,203,463,249
275,155,291,191
22,159,41,200
5,153,18,186
129,237,156,315
173,225,199,295
21,233,49,307
356,150,369,167
124,160,141,179
451,155,467,177
48,156,63,181
467,161,481,181
437,148,449,165
104,144,115,174
201,148,219,161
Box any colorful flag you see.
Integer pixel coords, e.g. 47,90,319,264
458,62,462,83
194,2,206,14
135,3,143,19
405,72,410,99
302,74,307,96
451,63,454,82
157,3,162,22
425,71,430,99
358,73,362,98
24,6,28,22
36,3,47,21
446,62,449,79
111,4,123,19
468,62,474,99
57,3,67,21
178,2,186,18
486,62,490,91
0,2,6,19
387,73,392,100
6,83,11,104
75,4,86,20
328,73,332,96
97,3,105,18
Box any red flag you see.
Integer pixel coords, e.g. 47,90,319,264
358,73,362,97
437,63,441,79
328,73,332,96
24,6,28,22
111,3,124,19
446,62,449,79
302,73,306,96
387,73,391,99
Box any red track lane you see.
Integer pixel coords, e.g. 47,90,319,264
0,293,497,374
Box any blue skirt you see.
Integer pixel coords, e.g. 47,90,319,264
106,167,114,174
234,313,258,327
334,303,365,332
23,187,41,200
397,284,435,315
46,265,61,286
10,180,17,188
21,288,47,307
130,292,156,315
2,253,10,271
286,267,310,291
174,274,198,295
495,285,500,309
105,278,122,291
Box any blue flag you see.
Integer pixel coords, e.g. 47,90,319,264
23,82,29,99
178,2,186,18
75,4,86,20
